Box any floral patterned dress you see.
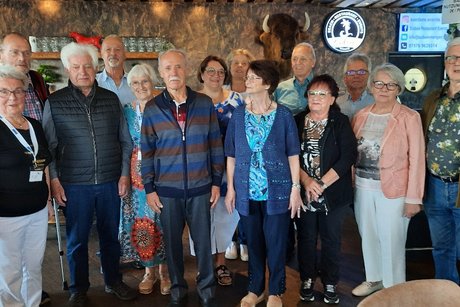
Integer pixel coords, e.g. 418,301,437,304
119,102,166,267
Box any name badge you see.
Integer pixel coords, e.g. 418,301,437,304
29,170,43,182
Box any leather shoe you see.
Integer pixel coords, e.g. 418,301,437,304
200,297,217,307
168,295,188,307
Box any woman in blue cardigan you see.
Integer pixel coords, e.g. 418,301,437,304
225,60,302,307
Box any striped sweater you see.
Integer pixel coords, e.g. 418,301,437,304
141,87,224,198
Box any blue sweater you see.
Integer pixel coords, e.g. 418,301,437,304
225,104,300,216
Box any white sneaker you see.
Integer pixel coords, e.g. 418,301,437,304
352,281,383,297
240,244,249,262
225,241,238,260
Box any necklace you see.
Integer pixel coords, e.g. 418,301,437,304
250,100,273,116
9,116,26,128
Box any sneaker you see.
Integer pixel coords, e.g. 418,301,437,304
352,281,383,297
323,284,339,304
40,291,51,306
67,292,87,307
299,278,315,302
225,241,238,260
138,272,158,294
105,280,138,301
240,244,249,262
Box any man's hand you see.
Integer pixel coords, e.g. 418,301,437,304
210,186,220,209
51,178,67,206
146,192,163,213
118,176,130,198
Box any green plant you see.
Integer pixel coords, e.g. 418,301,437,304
37,64,61,84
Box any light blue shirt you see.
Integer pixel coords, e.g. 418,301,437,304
273,73,313,116
96,69,135,106
337,90,374,120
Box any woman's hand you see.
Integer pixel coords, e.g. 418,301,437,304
303,177,324,202
404,203,421,218
225,187,236,214
289,187,303,219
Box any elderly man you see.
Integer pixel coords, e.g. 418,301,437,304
337,53,374,120
42,43,136,307
96,35,135,106
273,42,315,116
422,37,460,284
141,49,224,307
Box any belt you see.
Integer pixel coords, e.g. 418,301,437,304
430,173,459,183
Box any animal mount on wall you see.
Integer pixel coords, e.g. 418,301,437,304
257,12,310,80
69,32,102,49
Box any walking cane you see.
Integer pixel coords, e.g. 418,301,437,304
52,198,69,290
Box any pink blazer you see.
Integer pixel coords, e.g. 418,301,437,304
352,103,425,204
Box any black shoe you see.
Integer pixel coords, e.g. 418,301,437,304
40,291,51,306
200,297,217,307
323,284,339,304
105,280,138,301
168,295,188,307
300,278,315,302
68,292,87,307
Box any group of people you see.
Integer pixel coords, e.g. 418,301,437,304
0,30,459,307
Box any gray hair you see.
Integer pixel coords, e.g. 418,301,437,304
343,52,372,75
0,32,30,52
368,63,406,95
446,37,460,54
293,42,316,61
226,48,255,67
158,49,188,69
127,63,157,86
0,64,29,90
60,42,99,70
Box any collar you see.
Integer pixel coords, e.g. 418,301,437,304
347,89,371,102
99,69,128,82
293,72,314,87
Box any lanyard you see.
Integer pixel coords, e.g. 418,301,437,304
135,101,143,160
0,115,39,164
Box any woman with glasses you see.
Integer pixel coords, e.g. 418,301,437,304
225,60,302,307
120,63,171,296
190,55,243,286
351,63,425,297
0,65,51,306
295,74,357,305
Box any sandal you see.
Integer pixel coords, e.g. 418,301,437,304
215,265,232,286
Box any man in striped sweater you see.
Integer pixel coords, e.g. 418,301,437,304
141,49,224,307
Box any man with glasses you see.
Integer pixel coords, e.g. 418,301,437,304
273,42,316,116
337,52,374,120
0,32,51,306
421,37,460,284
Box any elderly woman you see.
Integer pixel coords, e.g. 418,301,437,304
0,65,51,306
120,63,171,296
225,60,302,307
295,74,357,305
351,63,425,297
224,48,255,261
188,55,243,286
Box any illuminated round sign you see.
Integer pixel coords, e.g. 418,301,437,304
323,9,366,53
404,68,427,93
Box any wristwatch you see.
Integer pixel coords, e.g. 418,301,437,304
317,179,328,190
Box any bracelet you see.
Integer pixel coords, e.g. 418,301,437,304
292,182,301,190
317,179,328,190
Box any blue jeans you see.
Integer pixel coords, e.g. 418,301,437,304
424,174,460,284
63,182,122,293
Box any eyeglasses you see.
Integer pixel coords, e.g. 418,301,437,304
244,75,263,82
205,68,226,77
0,88,26,98
372,81,399,91
345,69,368,76
131,79,151,88
445,55,460,64
307,90,330,98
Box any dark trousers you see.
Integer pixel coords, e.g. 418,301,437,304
159,193,215,301
241,201,290,296
63,181,121,294
296,205,348,286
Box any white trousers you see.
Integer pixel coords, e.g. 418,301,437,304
0,207,48,307
355,186,409,288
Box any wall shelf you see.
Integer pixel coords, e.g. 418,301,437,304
31,52,159,60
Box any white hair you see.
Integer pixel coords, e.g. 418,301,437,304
446,37,460,54
60,42,99,69
293,42,316,61
158,49,188,69
127,63,157,86
0,64,28,90
368,63,406,95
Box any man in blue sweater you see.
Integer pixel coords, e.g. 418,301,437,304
141,49,224,307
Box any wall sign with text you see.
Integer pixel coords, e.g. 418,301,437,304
323,9,366,53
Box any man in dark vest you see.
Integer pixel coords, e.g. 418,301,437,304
42,42,135,307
